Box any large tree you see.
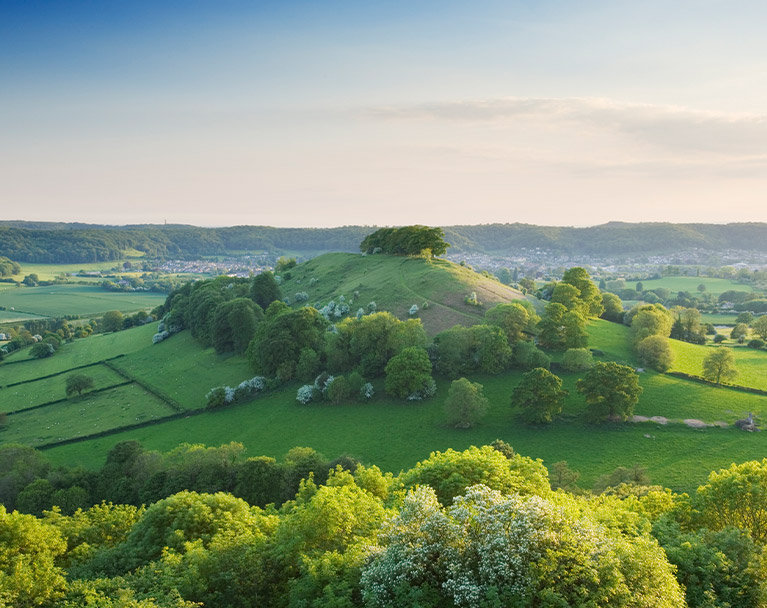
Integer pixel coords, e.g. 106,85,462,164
484,302,536,344
577,361,642,422
384,346,433,399
512,367,568,424
752,316,767,341
702,347,738,385
561,267,604,318
360,225,449,257
250,271,282,311
101,310,124,333
444,378,488,429
636,335,674,372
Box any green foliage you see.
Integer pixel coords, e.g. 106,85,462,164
444,378,488,429
537,302,588,350
730,323,749,341
30,340,55,359
327,311,427,377
561,347,594,371
101,310,125,333
601,291,624,322
0,255,21,277
433,324,512,377
246,306,327,377
211,297,263,355
512,367,568,424
65,373,96,397
360,225,449,257
696,459,767,544
636,335,675,372
250,271,282,311
295,347,321,382
702,348,738,385
0,505,68,607
512,339,551,370
577,361,642,422
629,303,673,345
399,445,550,506
753,315,767,340
484,301,537,343
561,266,604,317
384,346,433,399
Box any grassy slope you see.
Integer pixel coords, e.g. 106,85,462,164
669,339,767,391
42,319,767,494
280,253,530,335
110,331,254,411
0,284,166,317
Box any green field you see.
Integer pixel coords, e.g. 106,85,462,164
0,284,166,318
701,312,740,325
111,331,254,411
280,253,532,334
640,276,754,296
9,260,138,282
35,319,767,494
0,364,126,412
669,339,767,391
0,383,173,447
1,323,157,379
0,309,45,323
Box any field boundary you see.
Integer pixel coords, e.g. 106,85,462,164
103,360,185,412
36,407,207,450
667,371,767,396
4,381,134,415
1,354,126,388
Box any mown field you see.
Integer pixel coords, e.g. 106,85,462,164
639,276,754,296
26,318,766,494
0,284,166,318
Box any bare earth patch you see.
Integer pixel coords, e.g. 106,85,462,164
684,419,708,428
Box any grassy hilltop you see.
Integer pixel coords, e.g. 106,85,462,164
279,252,531,334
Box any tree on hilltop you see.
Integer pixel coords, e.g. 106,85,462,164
360,225,449,257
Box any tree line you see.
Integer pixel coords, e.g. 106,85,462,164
3,439,767,607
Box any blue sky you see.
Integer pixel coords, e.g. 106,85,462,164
2,0,766,226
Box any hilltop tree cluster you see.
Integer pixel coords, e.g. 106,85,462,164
359,225,449,257
5,440,767,607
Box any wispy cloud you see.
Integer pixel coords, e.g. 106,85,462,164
369,97,767,157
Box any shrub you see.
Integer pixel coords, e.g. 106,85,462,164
296,385,316,405
360,382,375,401
326,376,352,404
409,304,419,316
748,339,765,349
561,348,594,372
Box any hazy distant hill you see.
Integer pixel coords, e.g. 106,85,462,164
2,221,767,263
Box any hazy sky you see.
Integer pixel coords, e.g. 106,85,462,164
2,0,767,227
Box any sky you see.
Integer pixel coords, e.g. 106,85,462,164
2,0,767,227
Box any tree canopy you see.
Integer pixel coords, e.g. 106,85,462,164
359,225,449,256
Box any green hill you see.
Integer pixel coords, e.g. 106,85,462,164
280,253,531,334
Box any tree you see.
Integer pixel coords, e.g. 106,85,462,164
561,348,593,371
731,323,749,342
561,267,604,317
101,310,124,332
550,282,583,313
696,459,767,544
753,315,767,341
577,361,642,422
484,302,534,344
600,292,624,322
629,304,673,344
360,225,449,257
512,367,568,424
384,346,433,399
736,312,754,325
250,271,282,311
444,378,488,429
30,341,55,359
702,348,738,385
636,335,674,372
65,373,95,397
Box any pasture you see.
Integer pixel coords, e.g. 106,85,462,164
0,284,165,318
0,363,126,412
39,320,767,494
640,276,754,296
669,339,767,391
0,383,173,447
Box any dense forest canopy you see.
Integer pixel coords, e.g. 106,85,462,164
3,221,767,262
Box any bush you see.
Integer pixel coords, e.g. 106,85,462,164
713,334,725,343
513,340,551,370
296,385,316,405
561,348,594,371
748,339,765,349
326,376,353,404
206,386,232,409
360,382,375,401
408,304,419,316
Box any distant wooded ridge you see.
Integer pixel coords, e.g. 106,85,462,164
2,221,767,263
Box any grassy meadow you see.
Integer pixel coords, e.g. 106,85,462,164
0,363,126,412
640,276,754,296
1,383,173,447
669,339,767,391
0,284,166,318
